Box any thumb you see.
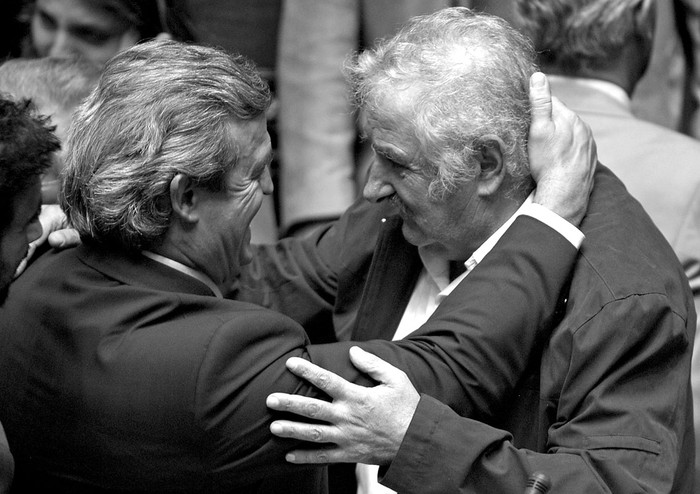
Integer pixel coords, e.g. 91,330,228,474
48,228,81,249
348,346,405,385
529,72,553,126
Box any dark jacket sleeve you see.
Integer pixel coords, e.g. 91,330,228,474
231,199,392,343
378,293,692,494
193,306,329,491
308,214,577,418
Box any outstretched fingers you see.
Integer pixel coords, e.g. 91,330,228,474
267,393,336,425
268,416,333,446
348,346,412,388
285,357,358,399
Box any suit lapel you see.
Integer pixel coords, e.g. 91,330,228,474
352,215,423,341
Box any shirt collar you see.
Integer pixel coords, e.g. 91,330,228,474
547,74,631,109
419,192,535,300
141,250,223,298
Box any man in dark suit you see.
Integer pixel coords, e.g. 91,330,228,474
0,36,597,493
253,8,694,493
0,96,59,494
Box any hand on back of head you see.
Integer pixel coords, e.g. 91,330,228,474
528,72,597,226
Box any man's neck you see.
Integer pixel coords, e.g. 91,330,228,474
462,190,530,260
147,231,225,297
424,192,533,266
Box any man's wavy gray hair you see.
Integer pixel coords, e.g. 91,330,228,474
346,7,538,199
61,39,271,251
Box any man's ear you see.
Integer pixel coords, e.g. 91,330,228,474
169,173,198,224
476,135,506,197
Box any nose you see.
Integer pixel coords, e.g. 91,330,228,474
47,31,81,58
260,166,274,196
362,158,395,203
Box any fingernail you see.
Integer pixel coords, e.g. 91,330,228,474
270,422,282,434
266,396,279,407
531,72,545,88
286,453,296,463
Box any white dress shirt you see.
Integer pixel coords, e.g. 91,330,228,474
141,250,223,298
356,194,584,494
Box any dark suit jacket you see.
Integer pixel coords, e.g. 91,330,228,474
0,213,575,492
0,244,331,493
550,75,700,490
238,166,695,493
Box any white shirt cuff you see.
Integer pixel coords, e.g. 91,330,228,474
521,203,585,249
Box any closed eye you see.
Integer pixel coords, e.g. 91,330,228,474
373,146,406,169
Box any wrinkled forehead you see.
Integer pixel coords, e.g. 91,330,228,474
358,86,421,140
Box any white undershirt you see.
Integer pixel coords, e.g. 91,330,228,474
141,250,223,299
356,194,584,494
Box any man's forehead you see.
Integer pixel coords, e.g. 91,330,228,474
373,85,421,113
359,94,416,139
364,123,422,167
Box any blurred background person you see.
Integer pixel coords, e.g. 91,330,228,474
0,57,100,203
632,0,700,137
511,0,700,486
18,0,194,66
467,0,700,137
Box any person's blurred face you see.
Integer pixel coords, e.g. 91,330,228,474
194,116,273,288
361,94,487,261
31,0,141,66
0,176,43,304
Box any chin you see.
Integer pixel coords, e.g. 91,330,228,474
401,222,428,248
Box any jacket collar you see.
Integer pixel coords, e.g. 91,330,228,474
76,243,217,298
351,214,423,341
548,74,633,118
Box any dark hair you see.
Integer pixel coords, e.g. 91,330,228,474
0,95,59,228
